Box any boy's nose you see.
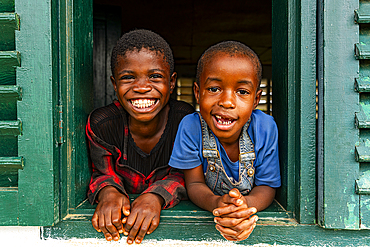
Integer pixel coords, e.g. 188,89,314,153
219,91,236,109
133,77,152,93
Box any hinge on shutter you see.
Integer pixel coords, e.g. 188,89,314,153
57,105,63,144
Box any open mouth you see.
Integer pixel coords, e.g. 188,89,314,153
130,99,157,109
214,115,235,125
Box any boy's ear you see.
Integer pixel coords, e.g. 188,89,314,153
193,82,200,104
111,76,117,92
170,72,177,94
253,89,262,109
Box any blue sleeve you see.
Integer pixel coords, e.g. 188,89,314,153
249,110,281,188
169,113,203,170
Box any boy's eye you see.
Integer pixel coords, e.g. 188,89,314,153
237,89,250,95
207,87,220,93
120,75,135,80
149,74,163,79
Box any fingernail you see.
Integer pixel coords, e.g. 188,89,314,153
127,239,133,244
97,229,101,232
114,236,119,241
147,231,151,234
252,208,257,214
136,239,141,244
255,216,259,222
124,231,129,236
214,218,218,224
106,237,112,241
236,199,243,205
213,210,219,216
119,229,123,234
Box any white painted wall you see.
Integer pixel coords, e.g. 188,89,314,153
0,226,281,247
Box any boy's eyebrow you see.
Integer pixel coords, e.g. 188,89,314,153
237,80,254,86
117,69,166,75
118,70,134,75
148,69,166,73
204,77,254,86
204,77,222,85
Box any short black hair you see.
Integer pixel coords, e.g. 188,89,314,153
196,41,262,88
111,29,174,76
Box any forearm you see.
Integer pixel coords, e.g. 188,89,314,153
244,185,276,211
143,168,187,209
186,182,220,212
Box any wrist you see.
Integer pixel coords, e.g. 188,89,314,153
147,192,165,207
97,186,120,202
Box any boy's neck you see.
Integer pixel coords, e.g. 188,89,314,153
128,104,170,153
220,141,240,163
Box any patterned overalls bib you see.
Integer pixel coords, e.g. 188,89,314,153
199,113,256,196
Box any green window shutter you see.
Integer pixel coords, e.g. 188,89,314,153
318,0,370,229
0,0,59,226
354,1,370,229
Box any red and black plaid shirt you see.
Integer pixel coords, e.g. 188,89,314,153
86,99,194,208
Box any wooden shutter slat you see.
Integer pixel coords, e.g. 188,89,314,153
0,157,23,170
0,120,21,136
0,51,20,67
0,13,19,31
0,85,22,100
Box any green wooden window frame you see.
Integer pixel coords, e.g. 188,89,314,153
4,0,353,243
50,0,317,234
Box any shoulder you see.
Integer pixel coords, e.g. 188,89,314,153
176,112,202,143
88,101,124,133
251,110,276,126
250,110,278,134
179,112,201,127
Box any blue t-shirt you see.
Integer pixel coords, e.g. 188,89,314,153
169,110,281,188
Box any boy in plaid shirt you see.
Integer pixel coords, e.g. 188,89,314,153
86,29,193,244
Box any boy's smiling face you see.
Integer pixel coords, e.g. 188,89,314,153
194,53,262,146
111,48,176,123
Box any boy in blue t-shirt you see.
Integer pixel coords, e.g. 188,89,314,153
169,41,281,241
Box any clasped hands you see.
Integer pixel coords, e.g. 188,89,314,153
212,188,258,241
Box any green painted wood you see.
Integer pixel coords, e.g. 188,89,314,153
0,13,19,51
58,0,93,221
43,221,370,246
0,100,16,120
0,0,14,12
0,51,20,66
272,0,316,224
355,146,370,162
361,194,370,228
355,43,370,59
0,120,21,136
355,9,370,24
355,175,370,195
355,77,370,92
14,0,60,226
0,189,18,225
0,13,19,30
357,1,370,227
0,156,23,169
0,136,17,156
0,85,22,101
0,52,18,84
355,103,370,128
318,0,360,229
66,197,295,225
0,169,17,187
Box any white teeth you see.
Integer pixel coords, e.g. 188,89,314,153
215,115,232,125
131,99,156,108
